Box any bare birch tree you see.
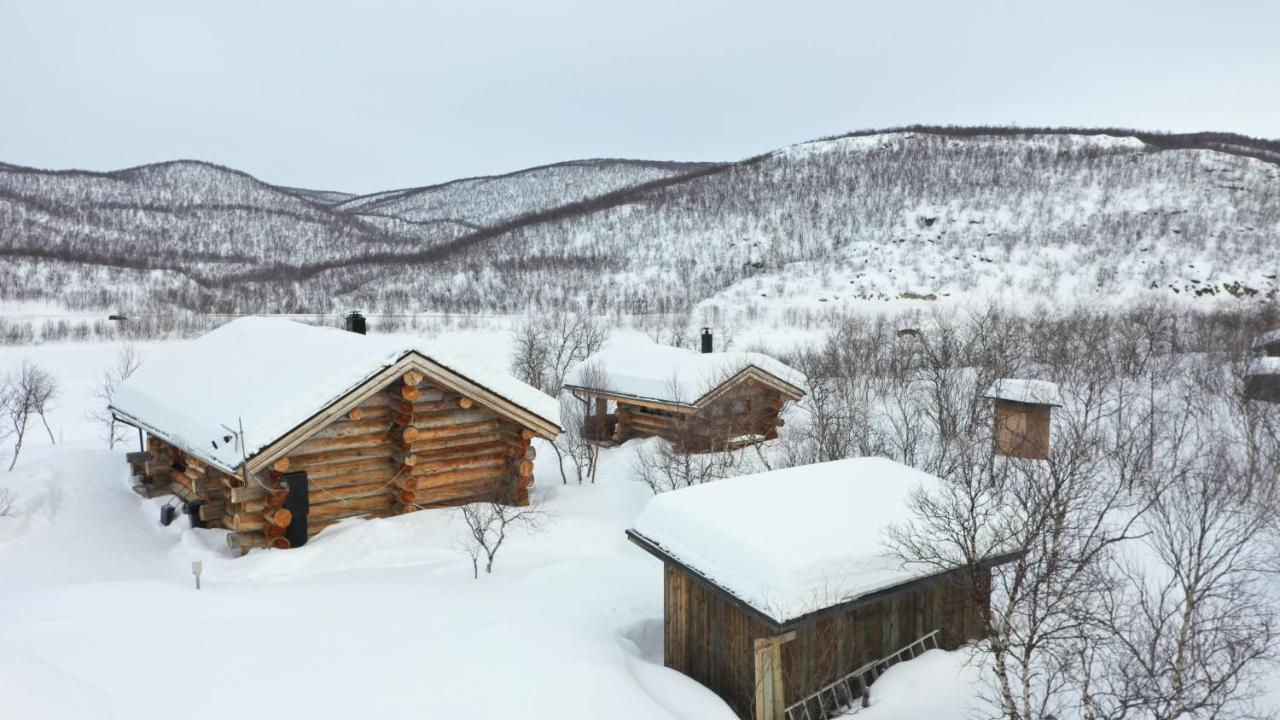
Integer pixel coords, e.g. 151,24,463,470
455,499,548,578
87,344,142,449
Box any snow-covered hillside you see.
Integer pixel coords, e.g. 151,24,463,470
0,127,1276,322
333,158,712,226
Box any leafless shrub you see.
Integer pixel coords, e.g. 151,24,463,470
2,361,58,470
87,344,143,449
454,499,549,578
508,309,606,394
632,438,733,494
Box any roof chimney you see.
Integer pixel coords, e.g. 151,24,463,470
700,327,713,354
344,311,367,335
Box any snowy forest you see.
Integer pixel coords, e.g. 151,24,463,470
1,126,1278,337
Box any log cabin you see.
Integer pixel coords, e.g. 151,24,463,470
627,458,1016,720
983,378,1062,461
109,317,560,553
562,334,805,452
1245,328,1280,403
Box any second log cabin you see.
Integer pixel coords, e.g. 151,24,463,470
109,317,561,553
562,336,806,453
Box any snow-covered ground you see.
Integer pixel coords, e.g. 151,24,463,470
4,330,1272,720
0,337,743,720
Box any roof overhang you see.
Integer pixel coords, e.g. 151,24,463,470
626,528,1019,634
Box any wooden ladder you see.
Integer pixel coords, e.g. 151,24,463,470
782,630,940,720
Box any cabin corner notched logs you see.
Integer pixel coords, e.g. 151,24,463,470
129,370,542,555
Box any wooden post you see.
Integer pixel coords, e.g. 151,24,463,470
754,631,795,720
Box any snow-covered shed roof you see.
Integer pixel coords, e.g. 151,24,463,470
1252,329,1280,353
983,378,1062,407
109,317,560,473
628,457,1009,626
563,340,805,406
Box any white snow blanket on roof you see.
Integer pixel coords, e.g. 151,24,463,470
632,457,948,624
110,317,559,470
564,340,805,405
1253,329,1280,350
983,378,1062,406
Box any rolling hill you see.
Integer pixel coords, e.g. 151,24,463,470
0,127,1276,323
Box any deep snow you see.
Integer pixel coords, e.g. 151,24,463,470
0,338,731,720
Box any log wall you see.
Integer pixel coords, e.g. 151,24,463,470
663,563,991,719
128,369,539,555
609,380,789,453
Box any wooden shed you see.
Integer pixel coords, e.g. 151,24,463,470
109,318,561,553
983,378,1063,461
627,458,1014,720
562,339,805,452
1245,329,1280,404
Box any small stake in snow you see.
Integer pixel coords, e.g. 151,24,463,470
191,560,203,590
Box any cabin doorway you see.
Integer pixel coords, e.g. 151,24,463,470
281,471,309,547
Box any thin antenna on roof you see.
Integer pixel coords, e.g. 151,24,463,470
217,418,262,490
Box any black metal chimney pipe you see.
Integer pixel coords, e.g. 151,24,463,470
700,327,713,354
345,311,367,335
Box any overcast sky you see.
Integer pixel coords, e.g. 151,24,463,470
2,0,1277,193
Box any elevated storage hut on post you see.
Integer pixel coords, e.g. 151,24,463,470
627,458,1016,720
983,378,1062,460
1245,329,1280,404
562,336,805,452
110,317,560,553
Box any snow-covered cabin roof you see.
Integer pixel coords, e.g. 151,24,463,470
983,378,1063,407
563,341,805,406
109,317,560,473
629,457,1009,626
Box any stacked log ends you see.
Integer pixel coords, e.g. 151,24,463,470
403,369,425,387
458,397,474,409
393,384,420,402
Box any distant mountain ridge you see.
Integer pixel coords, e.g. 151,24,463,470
0,126,1276,318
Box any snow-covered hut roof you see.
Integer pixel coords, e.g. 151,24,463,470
628,457,1009,626
563,340,805,407
1252,329,1280,353
109,317,561,473
983,378,1063,407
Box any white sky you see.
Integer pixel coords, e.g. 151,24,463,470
2,0,1277,193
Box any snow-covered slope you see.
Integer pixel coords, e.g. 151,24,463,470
334,158,712,227
1,127,1277,318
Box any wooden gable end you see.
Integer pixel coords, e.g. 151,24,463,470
248,352,555,474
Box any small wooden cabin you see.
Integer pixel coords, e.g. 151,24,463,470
109,318,561,553
983,379,1062,461
563,339,805,453
1245,329,1280,404
627,458,1014,720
